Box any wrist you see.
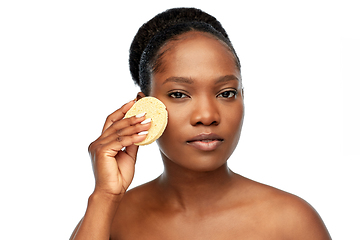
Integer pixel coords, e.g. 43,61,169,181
74,191,122,239
90,189,124,204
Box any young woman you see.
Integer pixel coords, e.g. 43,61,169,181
70,8,331,239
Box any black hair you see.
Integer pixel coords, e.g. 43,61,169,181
129,7,241,95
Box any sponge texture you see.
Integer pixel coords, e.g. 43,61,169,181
124,97,168,146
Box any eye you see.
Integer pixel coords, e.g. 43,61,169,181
168,91,189,99
217,90,237,99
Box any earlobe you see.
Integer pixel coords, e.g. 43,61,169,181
136,92,146,101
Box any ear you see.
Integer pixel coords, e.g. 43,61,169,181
136,92,146,101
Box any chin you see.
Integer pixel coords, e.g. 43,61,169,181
157,141,232,173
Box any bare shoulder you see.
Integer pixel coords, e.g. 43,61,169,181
237,176,332,239
115,179,157,218
110,179,159,239
268,188,331,239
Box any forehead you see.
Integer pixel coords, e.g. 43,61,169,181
152,32,240,84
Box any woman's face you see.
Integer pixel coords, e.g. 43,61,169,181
150,31,244,172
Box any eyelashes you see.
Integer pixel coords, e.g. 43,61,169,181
168,89,238,99
168,91,188,99
217,90,238,98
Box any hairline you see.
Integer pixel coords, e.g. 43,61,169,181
148,30,241,92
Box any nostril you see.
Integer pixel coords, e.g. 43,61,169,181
210,120,219,126
195,120,219,126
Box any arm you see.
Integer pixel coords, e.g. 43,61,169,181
70,100,151,240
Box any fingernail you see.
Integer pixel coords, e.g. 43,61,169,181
138,131,148,135
135,112,146,118
141,118,151,124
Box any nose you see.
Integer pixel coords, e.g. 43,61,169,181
190,96,220,126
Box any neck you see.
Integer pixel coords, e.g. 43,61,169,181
157,155,237,213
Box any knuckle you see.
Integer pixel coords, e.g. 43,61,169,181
116,128,123,136
129,116,139,125
135,123,148,133
94,145,103,155
88,141,95,153
105,114,116,125
92,144,106,159
105,114,112,122
116,136,123,142
117,135,133,147
133,125,143,133
88,140,103,157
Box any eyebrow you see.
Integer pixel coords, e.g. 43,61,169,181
162,77,194,85
215,75,239,84
162,75,239,85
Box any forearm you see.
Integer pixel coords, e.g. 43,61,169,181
70,192,122,240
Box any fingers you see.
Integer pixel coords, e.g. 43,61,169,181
89,100,150,161
98,119,151,146
88,129,147,164
101,114,148,139
89,113,151,160
102,100,136,133
97,133,147,159
89,100,151,156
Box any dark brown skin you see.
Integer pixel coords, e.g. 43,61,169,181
71,32,331,239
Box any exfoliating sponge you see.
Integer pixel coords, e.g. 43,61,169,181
125,97,168,146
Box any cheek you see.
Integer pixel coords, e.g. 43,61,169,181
155,121,184,163
155,102,195,163
228,104,244,128
222,102,244,145
158,104,188,142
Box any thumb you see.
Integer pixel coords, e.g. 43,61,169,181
124,144,139,163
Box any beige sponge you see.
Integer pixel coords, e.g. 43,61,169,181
124,97,168,146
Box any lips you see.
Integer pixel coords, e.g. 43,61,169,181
186,133,224,151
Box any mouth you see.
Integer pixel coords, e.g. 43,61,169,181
186,133,224,151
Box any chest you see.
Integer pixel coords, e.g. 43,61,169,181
111,210,282,240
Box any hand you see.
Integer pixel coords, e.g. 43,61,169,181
88,100,150,197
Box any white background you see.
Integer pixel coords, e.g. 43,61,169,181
0,0,359,239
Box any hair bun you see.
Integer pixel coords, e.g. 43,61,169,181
129,8,229,86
